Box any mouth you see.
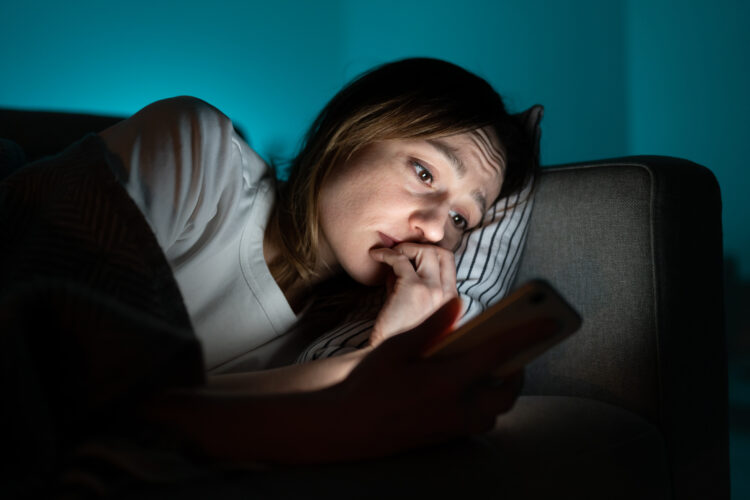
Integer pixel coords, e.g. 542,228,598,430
377,231,401,249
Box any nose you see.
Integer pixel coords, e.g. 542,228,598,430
410,207,446,243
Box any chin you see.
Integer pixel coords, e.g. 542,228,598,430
347,262,389,287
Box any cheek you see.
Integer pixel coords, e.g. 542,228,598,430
438,229,462,252
325,190,380,231
319,172,367,222
318,180,380,252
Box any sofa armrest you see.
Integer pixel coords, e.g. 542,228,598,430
0,108,123,164
515,156,728,498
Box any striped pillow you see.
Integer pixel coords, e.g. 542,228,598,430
298,105,542,362
454,179,534,326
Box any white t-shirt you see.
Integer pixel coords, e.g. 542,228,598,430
100,96,298,373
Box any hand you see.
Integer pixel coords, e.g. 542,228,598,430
332,298,528,460
369,242,459,346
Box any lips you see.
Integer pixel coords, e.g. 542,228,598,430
377,231,401,249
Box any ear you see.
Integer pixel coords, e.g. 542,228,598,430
511,104,544,166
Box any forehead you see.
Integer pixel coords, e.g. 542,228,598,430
428,128,505,195
436,128,504,172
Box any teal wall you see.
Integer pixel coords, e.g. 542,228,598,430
1,0,748,279
628,0,750,280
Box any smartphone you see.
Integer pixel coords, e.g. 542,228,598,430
421,279,582,377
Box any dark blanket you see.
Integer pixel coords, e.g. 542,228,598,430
0,134,205,497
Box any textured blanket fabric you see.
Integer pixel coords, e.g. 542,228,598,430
0,134,204,497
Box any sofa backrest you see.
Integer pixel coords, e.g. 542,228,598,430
0,108,124,165
516,162,661,421
515,157,728,498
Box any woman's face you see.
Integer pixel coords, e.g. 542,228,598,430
317,128,505,285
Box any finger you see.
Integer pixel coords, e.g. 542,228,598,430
388,241,429,257
370,248,418,279
378,296,463,358
386,242,436,266
437,248,458,298
413,246,441,285
391,243,442,287
385,270,396,294
393,244,455,296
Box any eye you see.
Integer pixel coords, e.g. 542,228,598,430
412,161,434,185
449,210,468,230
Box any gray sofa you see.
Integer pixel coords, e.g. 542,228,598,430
0,108,729,499
247,157,727,500
506,158,728,498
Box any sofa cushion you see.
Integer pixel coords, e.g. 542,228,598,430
0,108,124,164
483,395,671,498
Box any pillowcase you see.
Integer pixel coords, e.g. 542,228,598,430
298,105,543,362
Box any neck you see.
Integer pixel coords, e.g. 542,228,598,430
263,223,338,314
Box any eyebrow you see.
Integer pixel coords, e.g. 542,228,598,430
472,190,487,218
425,138,487,221
426,138,466,178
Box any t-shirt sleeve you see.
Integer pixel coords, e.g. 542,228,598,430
99,96,239,255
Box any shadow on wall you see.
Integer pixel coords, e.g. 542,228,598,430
726,257,750,371
726,253,750,401
725,257,750,499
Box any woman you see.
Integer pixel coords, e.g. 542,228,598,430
98,57,537,463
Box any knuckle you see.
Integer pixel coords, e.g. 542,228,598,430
436,246,452,258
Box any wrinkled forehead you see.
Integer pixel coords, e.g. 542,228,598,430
466,127,505,174
441,127,506,194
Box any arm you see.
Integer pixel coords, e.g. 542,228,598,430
141,299,528,464
207,346,373,394
143,380,356,464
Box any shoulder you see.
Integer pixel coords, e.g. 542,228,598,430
100,95,271,196
122,96,234,142
142,95,229,122
100,95,252,179
100,96,235,153
99,96,268,250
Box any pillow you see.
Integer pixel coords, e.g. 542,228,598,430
298,105,543,361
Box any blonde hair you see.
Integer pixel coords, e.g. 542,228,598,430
268,58,537,291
